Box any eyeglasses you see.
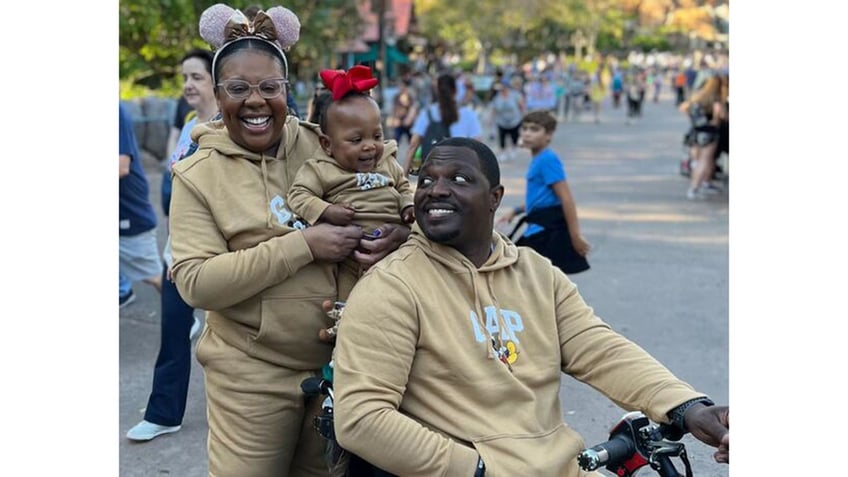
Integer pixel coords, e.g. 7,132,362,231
217,78,289,100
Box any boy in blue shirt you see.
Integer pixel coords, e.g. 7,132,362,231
498,111,591,274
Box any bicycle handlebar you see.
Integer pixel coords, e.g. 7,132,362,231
578,412,691,477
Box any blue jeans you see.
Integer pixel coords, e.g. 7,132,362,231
142,265,196,426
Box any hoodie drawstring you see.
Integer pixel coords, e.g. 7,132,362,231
466,263,492,360
260,154,272,228
465,241,518,372
487,272,518,372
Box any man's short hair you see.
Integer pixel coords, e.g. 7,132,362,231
522,110,558,133
428,137,500,188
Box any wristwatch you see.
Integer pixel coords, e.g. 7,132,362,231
668,397,715,431
474,456,485,477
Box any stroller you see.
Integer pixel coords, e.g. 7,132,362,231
679,116,729,181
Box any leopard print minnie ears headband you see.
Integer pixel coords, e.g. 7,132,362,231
199,3,301,83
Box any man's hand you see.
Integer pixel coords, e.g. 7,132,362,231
352,223,411,269
684,404,729,464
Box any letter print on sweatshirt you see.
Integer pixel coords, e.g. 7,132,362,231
470,306,523,366
355,172,390,191
270,195,307,229
469,306,524,343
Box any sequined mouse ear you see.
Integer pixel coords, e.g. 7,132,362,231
199,3,236,49
265,6,301,49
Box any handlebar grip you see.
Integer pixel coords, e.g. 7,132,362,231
577,434,635,471
658,423,686,442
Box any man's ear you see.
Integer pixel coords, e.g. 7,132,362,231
318,133,332,155
490,185,505,212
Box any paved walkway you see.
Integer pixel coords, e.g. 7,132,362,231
120,90,728,476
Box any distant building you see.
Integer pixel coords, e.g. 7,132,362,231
336,0,415,79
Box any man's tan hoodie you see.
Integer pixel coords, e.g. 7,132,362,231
169,117,340,369
334,228,708,476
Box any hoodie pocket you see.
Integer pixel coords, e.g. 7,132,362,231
472,424,599,477
250,295,335,368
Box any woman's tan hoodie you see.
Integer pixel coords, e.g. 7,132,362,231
168,116,337,369
333,228,707,476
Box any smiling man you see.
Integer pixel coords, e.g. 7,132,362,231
332,137,729,477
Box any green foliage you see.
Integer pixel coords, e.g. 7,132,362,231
119,0,712,99
631,33,672,52
119,0,361,99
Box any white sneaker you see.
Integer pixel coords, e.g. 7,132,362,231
686,187,703,200
189,317,202,340
126,420,181,441
699,182,722,195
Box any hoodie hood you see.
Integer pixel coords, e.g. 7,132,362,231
406,223,518,272
191,116,322,227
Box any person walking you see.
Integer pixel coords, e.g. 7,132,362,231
589,70,606,123
402,72,482,176
611,68,624,109
168,5,410,475
524,74,557,114
126,48,217,442
489,82,525,161
679,76,727,199
119,104,162,307
674,68,687,106
387,78,418,147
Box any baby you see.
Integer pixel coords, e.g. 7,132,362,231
287,65,415,302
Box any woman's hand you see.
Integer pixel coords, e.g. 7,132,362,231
352,223,411,269
302,223,363,262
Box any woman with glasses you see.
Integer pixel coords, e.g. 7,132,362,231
167,4,410,475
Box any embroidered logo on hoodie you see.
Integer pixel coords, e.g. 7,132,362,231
356,172,390,191
470,306,524,367
469,306,524,343
270,195,307,229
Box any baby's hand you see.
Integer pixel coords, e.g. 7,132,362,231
320,203,356,225
401,206,415,224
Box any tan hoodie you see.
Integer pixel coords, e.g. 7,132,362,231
169,116,337,369
286,140,413,233
334,228,707,476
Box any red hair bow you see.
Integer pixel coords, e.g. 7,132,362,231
320,65,379,101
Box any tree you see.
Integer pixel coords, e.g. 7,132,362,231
119,0,361,97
